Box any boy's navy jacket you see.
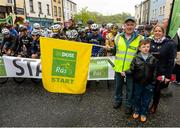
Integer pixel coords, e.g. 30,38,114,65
126,53,157,85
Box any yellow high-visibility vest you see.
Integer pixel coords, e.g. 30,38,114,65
114,34,142,72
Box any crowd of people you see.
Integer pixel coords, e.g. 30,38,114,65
0,17,180,123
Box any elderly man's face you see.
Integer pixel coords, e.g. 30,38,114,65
124,21,136,35
162,18,169,29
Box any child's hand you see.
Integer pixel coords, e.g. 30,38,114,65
165,78,170,84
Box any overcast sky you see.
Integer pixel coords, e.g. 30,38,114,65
73,0,142,16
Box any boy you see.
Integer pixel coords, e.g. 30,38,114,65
126,39,156,122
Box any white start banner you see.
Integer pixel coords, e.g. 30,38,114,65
1,56,41,78
0,56,115,80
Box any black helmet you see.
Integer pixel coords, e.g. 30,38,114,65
87,20,94,25
19,25,27,32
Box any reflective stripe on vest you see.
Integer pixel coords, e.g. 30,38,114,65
114,35,142,72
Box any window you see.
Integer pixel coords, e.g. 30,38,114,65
67,13,69,19
163,6,165,15
54,0,56,2
160,7,162,15
29,0,34,13
58,0,61,3
38,2,42,14
73,5,76,12
7,0,12,3
70,4,72,11
58,7,61,17
54,6,57,16
47,4,50,15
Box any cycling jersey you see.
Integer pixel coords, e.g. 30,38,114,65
87,33,104,56
16,35,32,57
1,34,18,54
31,40,40,57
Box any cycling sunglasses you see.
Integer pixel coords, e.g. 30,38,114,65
92,29,98,32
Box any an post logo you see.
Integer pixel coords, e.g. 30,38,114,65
90,59,108,79
51,49,77,84
0,58,7,76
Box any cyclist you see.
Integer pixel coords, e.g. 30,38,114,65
23,20,33,35
87,19,94,34
51,24,66,39
16,26,32,57
87,23,105,57
30,29,41,59
0,28,18,56
79,28,87,43
6,24,19,37
105,25,118,56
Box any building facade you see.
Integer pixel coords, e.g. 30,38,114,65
141,0,150,24
164,0,173,19
25,0,53,27
0,0,14,19
63,0,77,22
135,0,150,25
149,0,166,24
135,3,142,25
0,0,25,23
14,0,26,23
51,0,64,24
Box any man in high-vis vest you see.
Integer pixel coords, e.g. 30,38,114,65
105,17,143,114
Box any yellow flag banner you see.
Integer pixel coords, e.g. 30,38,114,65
40,37,93,94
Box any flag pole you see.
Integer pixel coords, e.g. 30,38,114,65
166,0,176,37
92,44,114,50
92,44,105,48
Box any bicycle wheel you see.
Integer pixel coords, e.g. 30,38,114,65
31,78,42,84
13,77,26,84
0,78,8,85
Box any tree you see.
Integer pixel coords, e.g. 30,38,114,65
74,7,96,25
75,7,131,26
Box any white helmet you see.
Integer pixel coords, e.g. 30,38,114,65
52,24,62,32
91,23,99,30
33,23,41,29
107,23,113,29
1,28,10,35
66,30,78,39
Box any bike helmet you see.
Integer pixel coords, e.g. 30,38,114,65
91,24,99,30
1,28,10,35
87,20,94,25
66,30,78,39
33,23,41,29
19,25,27,32
77,21,83,26
52,24,62,32
107,23,113,29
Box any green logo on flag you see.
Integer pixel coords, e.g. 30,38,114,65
0,58,7,76
52,49,77,78
90,59,108,79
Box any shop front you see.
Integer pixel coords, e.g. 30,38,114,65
26,17,53,28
